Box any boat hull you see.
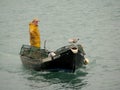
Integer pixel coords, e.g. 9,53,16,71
20,45,85,72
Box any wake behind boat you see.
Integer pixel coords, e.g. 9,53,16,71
20,39,89,72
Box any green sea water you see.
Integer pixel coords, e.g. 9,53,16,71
0,0,120,90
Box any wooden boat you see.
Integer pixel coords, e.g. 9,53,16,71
20,39,88,72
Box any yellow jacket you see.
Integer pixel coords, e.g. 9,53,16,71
29,22,41,48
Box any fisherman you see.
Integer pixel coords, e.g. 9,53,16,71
29,18,41,58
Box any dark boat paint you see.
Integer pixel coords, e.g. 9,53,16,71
20,45,85,72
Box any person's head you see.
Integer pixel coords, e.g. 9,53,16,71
32,18,40,25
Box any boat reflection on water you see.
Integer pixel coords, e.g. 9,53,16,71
23,67,88,90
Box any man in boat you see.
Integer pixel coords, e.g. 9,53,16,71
29,18,41,58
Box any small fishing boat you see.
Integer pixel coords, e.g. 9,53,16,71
20,39,89,72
